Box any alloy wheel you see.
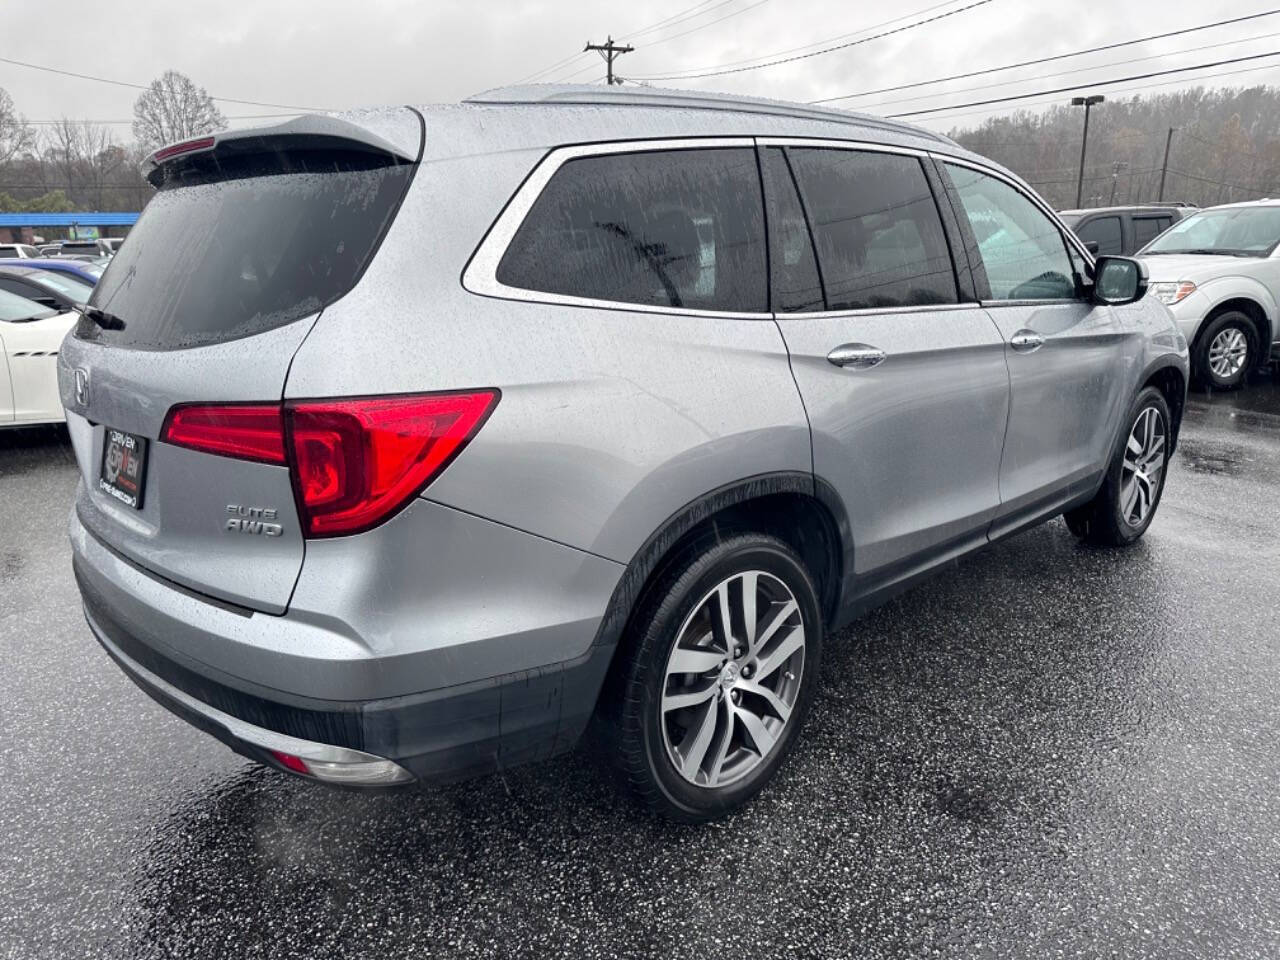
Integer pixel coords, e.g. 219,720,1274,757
1120,406,1166,528
1208,327,1249,381
660,570,805,788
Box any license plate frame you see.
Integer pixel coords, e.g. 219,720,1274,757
98,427,148,509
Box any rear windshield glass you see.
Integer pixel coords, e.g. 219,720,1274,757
77,148,413,350
31,271,95,302
0,287,57,322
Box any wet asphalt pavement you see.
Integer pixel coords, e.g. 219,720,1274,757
2,376,1279,960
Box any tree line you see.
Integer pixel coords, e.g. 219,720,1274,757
0,71,226,228
947,85,1280,210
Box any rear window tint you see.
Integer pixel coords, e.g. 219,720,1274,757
787,148,958,311
77,148,413,350
1076,216,1122,255
1133,216,1170,249
496,147,767,313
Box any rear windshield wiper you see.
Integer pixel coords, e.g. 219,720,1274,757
80,305,126,331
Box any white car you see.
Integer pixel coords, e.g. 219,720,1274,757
1138,199,1280,389
0,243,43,260
0,288,77,426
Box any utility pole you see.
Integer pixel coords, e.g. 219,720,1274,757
1109,160,1128,205
1071,95,1105,208
585,36,634,85
1157,127,1175,202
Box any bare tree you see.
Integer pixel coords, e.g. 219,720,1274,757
0,86,35,165
131,70,227,153
41,120,125,208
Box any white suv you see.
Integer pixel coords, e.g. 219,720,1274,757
1138,199,1280,389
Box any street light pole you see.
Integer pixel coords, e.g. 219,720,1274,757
1071,95,1105,208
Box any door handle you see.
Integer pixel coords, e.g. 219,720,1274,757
827,343,886,370
1009,330,1045,353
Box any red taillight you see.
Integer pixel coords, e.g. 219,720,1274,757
161,391,499,538
151,135,216,163
162,404,286,465
287,392,499,537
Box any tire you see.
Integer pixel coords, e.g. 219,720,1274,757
1063,385,1172,547
1194,311,1256,390
607,532,823,823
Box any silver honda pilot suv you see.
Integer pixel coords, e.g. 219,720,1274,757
61,86,1189,822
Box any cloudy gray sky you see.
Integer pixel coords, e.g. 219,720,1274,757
3,0,1279,140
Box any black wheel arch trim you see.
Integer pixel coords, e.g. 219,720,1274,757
589,471,853,653
1136,355,1188,452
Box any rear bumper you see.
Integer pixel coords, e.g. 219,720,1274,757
70,501,621,784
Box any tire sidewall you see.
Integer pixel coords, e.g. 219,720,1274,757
1102,386,1172,542
632,536,823,820
1196,312,1255,390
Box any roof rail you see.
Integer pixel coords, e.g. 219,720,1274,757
464,84,958,147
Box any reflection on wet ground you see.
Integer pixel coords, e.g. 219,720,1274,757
2,376,1278,959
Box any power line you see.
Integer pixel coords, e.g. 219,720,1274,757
0,54,323,111
23,113,297,126
628,0,993,81
857,29,1280,112
886,49,1280,118
631,0,960,77
511,0,723,84
539,0,750,84
911,59,1280,126
548,0,772,84
810,8,1280,103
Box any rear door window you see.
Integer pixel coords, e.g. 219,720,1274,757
496,147,767,313
1133,216,1170,249
79,147,414,350
1076,216,1122,255
785,147,958,311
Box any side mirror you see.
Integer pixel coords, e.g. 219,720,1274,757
1083,240,1100,255
1092,256,1148,306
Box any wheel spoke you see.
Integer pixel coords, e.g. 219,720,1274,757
1127,432,1144,456
676,698,719,779
735,705,777,758
750,599,797,657
707,700,735,784
667,646,725,675
737,678,792,723
662,681,717,714
1121,478,1140,520
754,624,805,681
711,582,734,653
740,571,758,648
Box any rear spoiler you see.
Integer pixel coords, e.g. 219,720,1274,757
142,113,418,186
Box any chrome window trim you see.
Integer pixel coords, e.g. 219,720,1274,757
462,136,774,320
755,136,928,158
775,302,979,320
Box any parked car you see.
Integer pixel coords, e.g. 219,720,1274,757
38,244,62,257
104,237,126,253
7,257,105,285
0,264,95,312
61,86,1189,822
0,243,43,259
1059,205,1193,257
58,239,114,257
1137,199,1280,389
0,288,77,427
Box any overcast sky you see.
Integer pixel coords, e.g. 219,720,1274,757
3,0,1279,139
